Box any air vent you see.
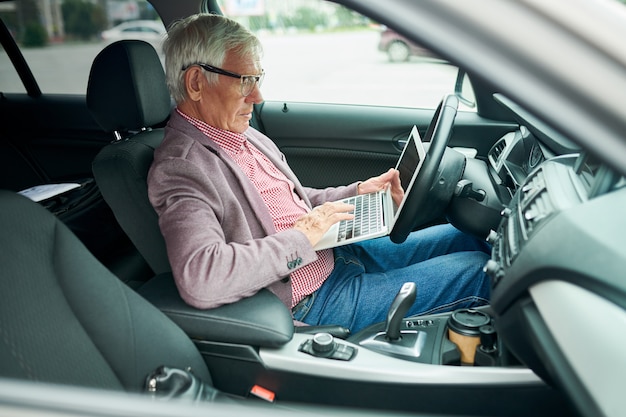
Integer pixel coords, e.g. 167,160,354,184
488,138,507,168
519,170,553,240
502,215,519,266
520,169,546,205
522,189,553,237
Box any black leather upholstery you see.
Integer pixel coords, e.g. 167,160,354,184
138,273,294,347
0,190,211,391
89,40,171,275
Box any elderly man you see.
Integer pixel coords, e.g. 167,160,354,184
148,13,491,333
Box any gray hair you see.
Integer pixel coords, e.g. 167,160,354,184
163,13,263,104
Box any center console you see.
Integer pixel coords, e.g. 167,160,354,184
297,305,518,369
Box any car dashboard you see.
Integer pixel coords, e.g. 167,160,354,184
475,96,626,416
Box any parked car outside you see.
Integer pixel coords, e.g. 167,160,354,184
100,20,166,52
378,26,438,62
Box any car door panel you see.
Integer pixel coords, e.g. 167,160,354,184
257,101,517,188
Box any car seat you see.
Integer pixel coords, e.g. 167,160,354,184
89,39,171,276
0,190,214,393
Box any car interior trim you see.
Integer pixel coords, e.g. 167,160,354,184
260,334,543,385
530,280,625,417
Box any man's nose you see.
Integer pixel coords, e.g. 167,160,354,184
246,83,264,103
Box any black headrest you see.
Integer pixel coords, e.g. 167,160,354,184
87,40,171,133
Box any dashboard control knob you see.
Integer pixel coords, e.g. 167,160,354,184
483,260,505,284
486,229,499,245
312,333,335,354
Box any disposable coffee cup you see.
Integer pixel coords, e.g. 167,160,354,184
447,309,491,365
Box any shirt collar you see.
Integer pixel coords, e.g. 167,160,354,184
176,108,246,155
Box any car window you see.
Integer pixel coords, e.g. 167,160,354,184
0,0,475,110
214,0,475,111
0,0,163,95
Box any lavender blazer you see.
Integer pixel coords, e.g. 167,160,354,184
147,111,358,311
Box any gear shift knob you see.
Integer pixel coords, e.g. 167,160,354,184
385,282,417,341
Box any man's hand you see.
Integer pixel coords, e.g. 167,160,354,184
293,201,355,247
358,168,404,206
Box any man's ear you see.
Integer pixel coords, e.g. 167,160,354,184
184,67,205,101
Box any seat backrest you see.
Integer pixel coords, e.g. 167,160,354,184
88,40,172,275
0,190,211,391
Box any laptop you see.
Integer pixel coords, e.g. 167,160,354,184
314,125,426,250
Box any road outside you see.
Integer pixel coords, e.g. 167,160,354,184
2,30,461,110
260,30,459,109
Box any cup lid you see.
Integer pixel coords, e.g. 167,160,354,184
448,309,491,336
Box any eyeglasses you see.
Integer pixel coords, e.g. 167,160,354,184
182,63,265,97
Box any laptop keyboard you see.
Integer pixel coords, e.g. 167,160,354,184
337,193,383,242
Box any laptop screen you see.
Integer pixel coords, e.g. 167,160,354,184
392,125,426,219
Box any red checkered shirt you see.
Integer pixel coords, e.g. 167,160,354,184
179,110,333,307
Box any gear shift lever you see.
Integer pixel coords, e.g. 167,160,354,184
385,282,417,341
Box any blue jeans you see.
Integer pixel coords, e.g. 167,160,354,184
292,224,491,334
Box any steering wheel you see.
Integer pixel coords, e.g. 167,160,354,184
390,94,460,243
